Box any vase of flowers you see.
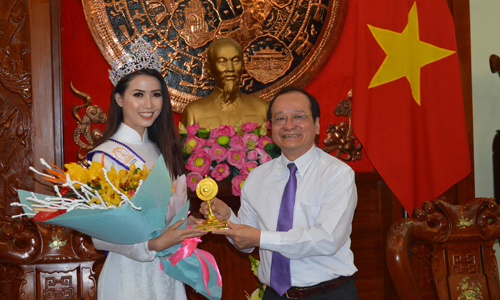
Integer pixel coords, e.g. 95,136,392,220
179,121,281,196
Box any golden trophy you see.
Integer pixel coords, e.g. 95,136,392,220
196,177,228,231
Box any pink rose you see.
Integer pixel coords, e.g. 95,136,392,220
186,123,200,136
210,163,230,181
231,175,247,196
256,136,274,149
240,161,258,176
209,144,228,162
216,125,236,137
243,133,259,150
241,122,259,132
228,135,247,151
227,148,247,169
186,172,203,191
185,150,212,176
247,150,259,161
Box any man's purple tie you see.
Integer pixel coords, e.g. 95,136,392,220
270,163,297,296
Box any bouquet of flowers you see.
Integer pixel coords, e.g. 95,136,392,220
179,121,281,196
12,156,222,299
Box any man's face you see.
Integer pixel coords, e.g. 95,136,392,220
208,42,243,89
271,92,320,161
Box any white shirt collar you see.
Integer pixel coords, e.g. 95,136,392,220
278,145,317,177
113,123,150,145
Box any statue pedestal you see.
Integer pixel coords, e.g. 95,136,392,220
187,180,260,300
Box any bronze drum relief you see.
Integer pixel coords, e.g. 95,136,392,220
82,0,348,113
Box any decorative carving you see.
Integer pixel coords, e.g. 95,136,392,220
0,263,24,299
409,240,435,294
452,255,477,274
71,82,107,166
0,218,40,264
72,231,103,261
43,274,74,298
321,90,363,161
456,277,484,300
48,236,67,250
244,34,293,84
82,0,349,112
386,198,500,300
457,215,472,229
1,2,105,299
0,0,41,267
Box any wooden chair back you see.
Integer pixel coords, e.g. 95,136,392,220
386,198,500,300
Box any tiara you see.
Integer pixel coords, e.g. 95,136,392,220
108,36,163,86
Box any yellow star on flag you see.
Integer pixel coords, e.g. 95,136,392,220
367,2,455,105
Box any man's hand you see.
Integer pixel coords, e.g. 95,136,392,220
187,215,204,228
212,219,260,249
199,197,231,221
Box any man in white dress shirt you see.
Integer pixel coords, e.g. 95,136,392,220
201,87,359,299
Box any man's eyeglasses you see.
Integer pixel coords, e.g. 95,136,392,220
271,112,311,126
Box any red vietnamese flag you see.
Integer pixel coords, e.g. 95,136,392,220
352,0,471,214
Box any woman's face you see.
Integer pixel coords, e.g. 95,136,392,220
115,74,163,138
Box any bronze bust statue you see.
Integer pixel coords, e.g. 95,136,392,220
180,38,269,128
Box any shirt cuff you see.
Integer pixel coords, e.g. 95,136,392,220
259,230,283,249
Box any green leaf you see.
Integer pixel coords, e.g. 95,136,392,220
264,143,281,158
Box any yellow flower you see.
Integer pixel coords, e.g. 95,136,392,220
40,160,151,208
88,162,104,181
64,163,88,188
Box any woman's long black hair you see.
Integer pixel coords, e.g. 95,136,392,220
96,69,184,178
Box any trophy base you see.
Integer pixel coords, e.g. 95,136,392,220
196,220,228,232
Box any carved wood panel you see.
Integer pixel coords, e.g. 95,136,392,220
0,1,38,297
0,0,36,265
0,1,104,299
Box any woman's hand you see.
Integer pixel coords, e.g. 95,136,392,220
148,218,207,252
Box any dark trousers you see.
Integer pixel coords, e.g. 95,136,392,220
262,279,359,300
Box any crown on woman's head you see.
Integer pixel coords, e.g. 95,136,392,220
109,36,163,86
